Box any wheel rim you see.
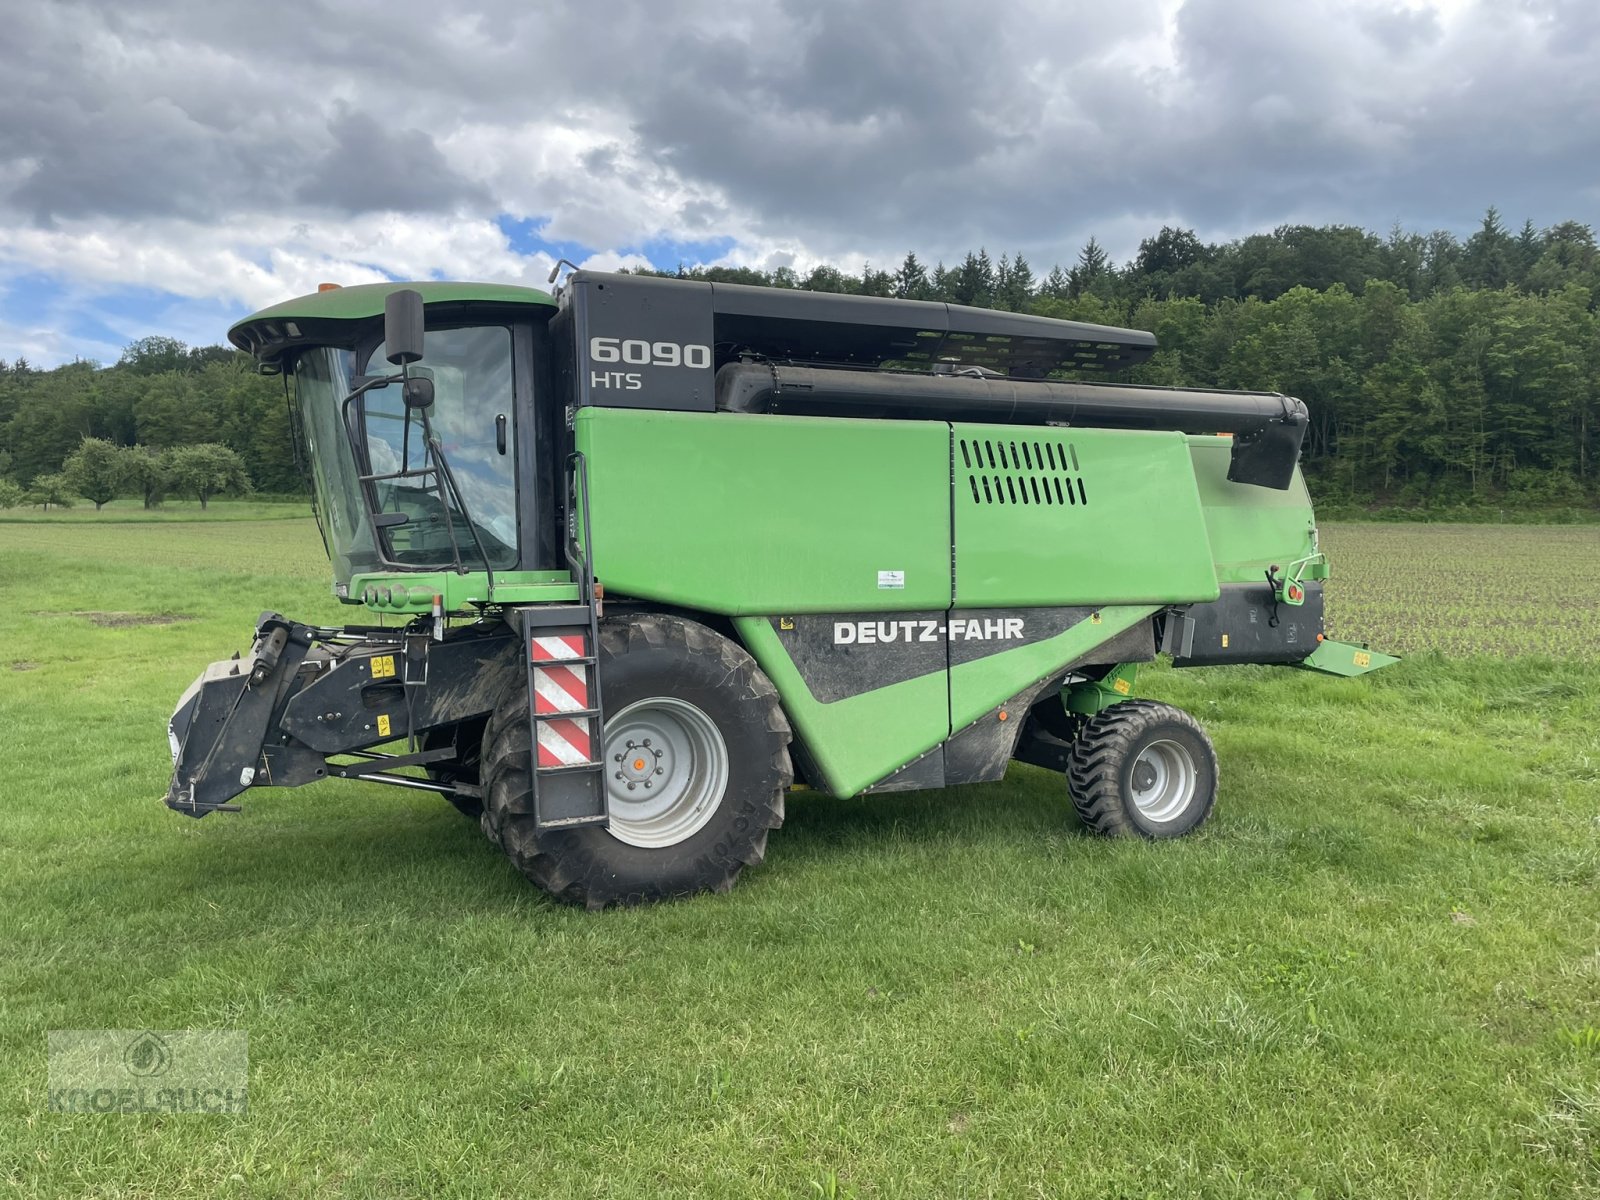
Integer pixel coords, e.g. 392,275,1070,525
1128,739,1198,824
603,697,729,849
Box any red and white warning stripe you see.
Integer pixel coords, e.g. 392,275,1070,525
537,716,593,767
530,634,586,662
529,631,594,766
532,663,589,714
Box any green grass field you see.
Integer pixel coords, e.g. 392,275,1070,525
2,516,1597,1198
0,497,314,524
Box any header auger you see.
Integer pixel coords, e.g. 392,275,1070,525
164,272,1395,908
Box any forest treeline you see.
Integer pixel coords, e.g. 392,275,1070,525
1,207,1595,510
0,338,290,508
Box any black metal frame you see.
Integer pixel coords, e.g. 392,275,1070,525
324,746,479,798
511,450,609,830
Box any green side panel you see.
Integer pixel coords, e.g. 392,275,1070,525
1296,639,1401,677
738,605,1157,797
346,569,579,614
735,616,951,798
1189,436,1322,584
578,408,952,615
948,605,1157,731
952,425,1218,607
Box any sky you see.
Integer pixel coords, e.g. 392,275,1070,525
1,0,1597,366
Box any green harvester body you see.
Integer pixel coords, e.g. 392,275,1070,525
160,271,1390,907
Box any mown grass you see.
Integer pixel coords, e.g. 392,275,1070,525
1,520,1597,1198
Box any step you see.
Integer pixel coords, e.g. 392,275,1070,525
532,707,602,722
537,813,610,830
534,761,606,776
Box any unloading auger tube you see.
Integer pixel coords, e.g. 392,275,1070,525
159,270,1397,910
715,362,1310,491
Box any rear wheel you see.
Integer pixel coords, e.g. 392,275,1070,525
1066,700,1217,838
482,614,791,909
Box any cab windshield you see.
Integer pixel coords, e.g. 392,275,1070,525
295,326,520,582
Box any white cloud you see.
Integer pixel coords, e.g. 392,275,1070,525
0,313,118,367
0,213,556,313
576,250,652,274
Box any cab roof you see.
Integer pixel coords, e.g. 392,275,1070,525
229,281,558,366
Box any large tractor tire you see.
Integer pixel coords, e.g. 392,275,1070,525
423,721,486,819
481,614,792,909
1066,700,1217,838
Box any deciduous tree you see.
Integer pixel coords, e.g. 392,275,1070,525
26,472,75,510
119,445,172,509
166,443,252,509
62,436,126,510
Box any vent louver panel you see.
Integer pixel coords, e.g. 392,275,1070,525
957,437,1088,507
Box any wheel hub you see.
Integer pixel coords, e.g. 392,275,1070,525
615,738,665,788
602,697,729,849
1128,739,1198,824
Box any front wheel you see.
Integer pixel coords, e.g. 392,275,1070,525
1066,700,1218,838
481,614,792,909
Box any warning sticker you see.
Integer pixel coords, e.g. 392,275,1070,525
376,714,391,737
370,655,396,679
877,570,905,590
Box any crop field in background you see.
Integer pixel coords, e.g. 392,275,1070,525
1321,523,1600,660
1,514,1597,1198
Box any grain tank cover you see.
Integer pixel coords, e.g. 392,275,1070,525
556,271,1157,412
706,280,1156,373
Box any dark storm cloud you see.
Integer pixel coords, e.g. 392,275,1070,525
0,2,286,221
1357,5,1442,53
525,0,1600,264
1149,0,1600,234
0,0,492,223
296,109,491,214
3,0,1600,269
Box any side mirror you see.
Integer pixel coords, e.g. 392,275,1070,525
403,376,435,410
384,289,425,365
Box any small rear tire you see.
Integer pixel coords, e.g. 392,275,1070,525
1066,700,1217,838
482,614,792,909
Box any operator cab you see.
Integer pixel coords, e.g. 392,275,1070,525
295,325,519,578
229,282,563,598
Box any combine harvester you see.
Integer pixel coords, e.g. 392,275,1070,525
164,273,1394,907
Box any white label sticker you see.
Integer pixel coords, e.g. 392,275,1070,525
877,570,905,590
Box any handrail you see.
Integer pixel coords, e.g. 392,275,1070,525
566,451,597,608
